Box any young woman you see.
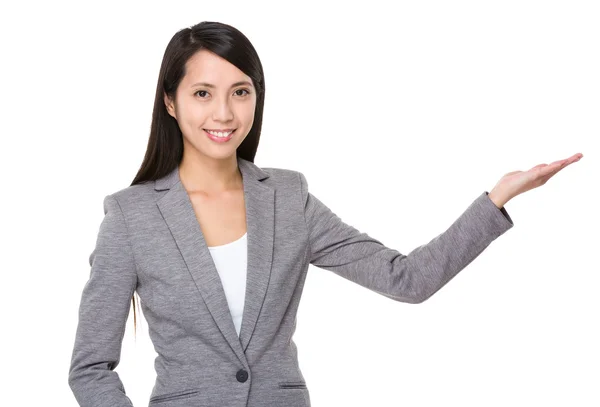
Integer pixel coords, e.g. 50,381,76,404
67,21,583,407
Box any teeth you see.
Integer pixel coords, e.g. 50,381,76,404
206,130,233,138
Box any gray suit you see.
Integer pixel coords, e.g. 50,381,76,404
68,157,514,406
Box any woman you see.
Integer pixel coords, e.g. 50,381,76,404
67,21,583,407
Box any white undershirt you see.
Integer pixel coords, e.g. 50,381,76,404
207,232,248,337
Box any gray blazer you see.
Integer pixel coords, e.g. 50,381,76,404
68,157,514,407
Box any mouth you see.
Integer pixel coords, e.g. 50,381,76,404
204,128,236,136
204,129,236,142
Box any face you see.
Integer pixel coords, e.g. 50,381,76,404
164,49,257,162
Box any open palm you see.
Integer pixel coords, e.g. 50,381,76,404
488,152,584,208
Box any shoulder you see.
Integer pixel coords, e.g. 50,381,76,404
96,182,158,230
97,182,155,222
261,166,301,181
107,181,154,206
260,165,311,195
259,166,306,192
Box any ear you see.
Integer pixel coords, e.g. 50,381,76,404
164,92,176,118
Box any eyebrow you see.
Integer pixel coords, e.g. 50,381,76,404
190,81,253,89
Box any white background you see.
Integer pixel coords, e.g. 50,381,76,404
1,1,597,406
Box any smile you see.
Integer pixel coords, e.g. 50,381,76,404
205,129,235,142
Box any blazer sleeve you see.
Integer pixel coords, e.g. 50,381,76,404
68,194,137,407
299,172,514,304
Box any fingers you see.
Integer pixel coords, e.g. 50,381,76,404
572,152,584,160
545,153,582,168
561,153,583,166
539,155,580,177
571,153,583,163
525,153,583,181
544,153,582,171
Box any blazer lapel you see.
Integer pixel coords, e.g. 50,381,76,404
154,157,275,365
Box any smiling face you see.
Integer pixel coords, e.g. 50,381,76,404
164,49,257,162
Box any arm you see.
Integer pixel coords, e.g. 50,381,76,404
299,172,514,304
68,195,137,407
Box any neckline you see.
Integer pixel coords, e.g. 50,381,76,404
207,232,247,250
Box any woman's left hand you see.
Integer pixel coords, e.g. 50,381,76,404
487,152,584,208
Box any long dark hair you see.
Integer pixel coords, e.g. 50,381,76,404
128,21,266,337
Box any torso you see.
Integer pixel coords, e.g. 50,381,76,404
188,189,247,247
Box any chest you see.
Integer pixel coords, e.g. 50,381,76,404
188,190,247,247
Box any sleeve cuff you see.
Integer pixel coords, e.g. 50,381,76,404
483,191,514,228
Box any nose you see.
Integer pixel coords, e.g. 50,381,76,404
212,97,234,123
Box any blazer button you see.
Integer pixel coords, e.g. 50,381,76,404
236,369,248,382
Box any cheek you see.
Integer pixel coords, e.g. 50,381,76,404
181,106,207,125
242,101,257,123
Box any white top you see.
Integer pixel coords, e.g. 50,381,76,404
206,232,248,337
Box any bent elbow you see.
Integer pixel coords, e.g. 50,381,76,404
404,292,428,304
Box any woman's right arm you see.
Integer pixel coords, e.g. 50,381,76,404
68,194,137,407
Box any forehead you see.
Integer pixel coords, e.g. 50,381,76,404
182,49,251,85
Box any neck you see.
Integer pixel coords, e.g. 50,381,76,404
178,155,242,195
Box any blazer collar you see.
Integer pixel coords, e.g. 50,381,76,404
154,156,270,191
154,157,275,368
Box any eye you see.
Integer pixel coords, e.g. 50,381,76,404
235,88,251,97
194,89,251,99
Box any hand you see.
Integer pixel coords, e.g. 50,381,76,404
487,152,584,208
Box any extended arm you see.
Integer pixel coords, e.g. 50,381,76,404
299,172,514,303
